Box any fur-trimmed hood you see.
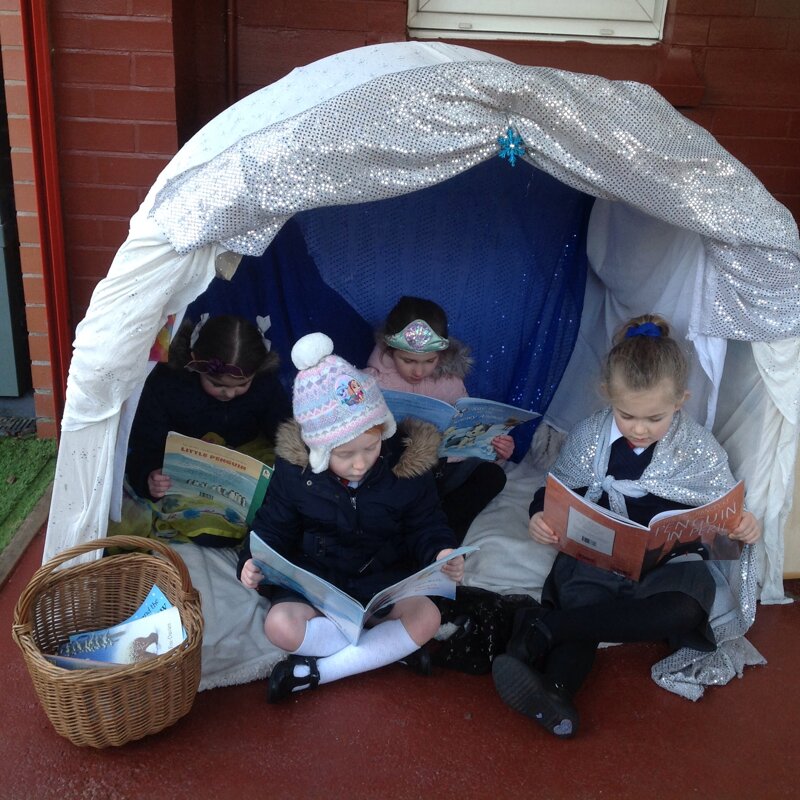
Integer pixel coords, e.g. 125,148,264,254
373,329,473,380
274,416,441,479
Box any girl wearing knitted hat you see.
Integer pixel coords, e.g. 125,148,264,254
238,333,463,702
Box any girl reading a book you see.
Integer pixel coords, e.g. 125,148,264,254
122,314,291,546
363,295,514,542
492,314,761,738
237,332,463,702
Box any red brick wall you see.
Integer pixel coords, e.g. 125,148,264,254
173,0,227,144
236,0,407,98
1,0,178,436
51,0,178,320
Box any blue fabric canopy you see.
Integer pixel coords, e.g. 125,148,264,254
187,157,593,454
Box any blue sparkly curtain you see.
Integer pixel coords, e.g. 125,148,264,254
187,158,593,455
187,218,375,382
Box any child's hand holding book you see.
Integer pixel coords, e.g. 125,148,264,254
240,558,263,590
491,434,515,461
437,548,465,583
528,512,558,546
728,511,761,544
147,468,171,499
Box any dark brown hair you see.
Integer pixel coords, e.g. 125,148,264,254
384,296,449,340
170,315,276,376
603,314,688,400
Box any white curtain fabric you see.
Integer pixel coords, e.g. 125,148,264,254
44,223,219,562
546,199,724,433
714,339,800,603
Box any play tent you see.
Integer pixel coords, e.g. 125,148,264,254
44,42,800,694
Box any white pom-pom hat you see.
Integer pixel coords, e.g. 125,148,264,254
290,332,396,473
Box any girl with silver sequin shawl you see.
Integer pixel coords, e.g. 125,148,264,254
556,406,734,513
491,315,763,738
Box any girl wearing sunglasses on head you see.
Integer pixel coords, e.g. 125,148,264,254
124,315,292,545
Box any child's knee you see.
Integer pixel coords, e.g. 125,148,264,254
402,597,442,644
264,605,306,651
421,598,442,631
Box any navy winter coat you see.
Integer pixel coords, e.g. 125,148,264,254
239,418,457,604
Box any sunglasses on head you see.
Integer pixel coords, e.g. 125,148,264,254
185,358,248,379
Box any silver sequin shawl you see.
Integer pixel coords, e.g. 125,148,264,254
552,407,735,509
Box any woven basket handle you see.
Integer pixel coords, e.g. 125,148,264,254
13,536,194,630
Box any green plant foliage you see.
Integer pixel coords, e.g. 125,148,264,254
0,435,56,553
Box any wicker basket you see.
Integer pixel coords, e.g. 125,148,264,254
11,535,204,748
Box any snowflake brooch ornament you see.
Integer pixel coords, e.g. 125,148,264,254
497,126,526,167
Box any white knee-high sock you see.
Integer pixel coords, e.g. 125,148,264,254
316,619,418,685
292,616,349,657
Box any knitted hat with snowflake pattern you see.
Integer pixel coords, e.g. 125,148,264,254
290,332,396,473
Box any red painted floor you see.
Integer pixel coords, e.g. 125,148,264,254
1,529,798,800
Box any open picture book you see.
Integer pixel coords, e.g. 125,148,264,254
249,531,477,644
381,389,539,459
542,475,745,581
162,432,273,530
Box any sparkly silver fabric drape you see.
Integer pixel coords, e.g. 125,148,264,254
151,61,800,342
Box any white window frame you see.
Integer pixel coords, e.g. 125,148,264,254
408,1,668,45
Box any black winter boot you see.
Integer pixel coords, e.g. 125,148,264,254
492,654,579,739
504,606,553,666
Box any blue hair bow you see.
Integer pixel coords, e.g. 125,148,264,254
625,321,661,339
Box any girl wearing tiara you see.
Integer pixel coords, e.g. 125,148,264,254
492,314,761,738
364,295,513,542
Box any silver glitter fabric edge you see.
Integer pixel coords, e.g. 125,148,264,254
650,545,764,701
149,59,800,342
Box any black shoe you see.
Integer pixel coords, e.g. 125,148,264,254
267,655,320,703
504,606,552,666
398,644,432,676
492,654,579,739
